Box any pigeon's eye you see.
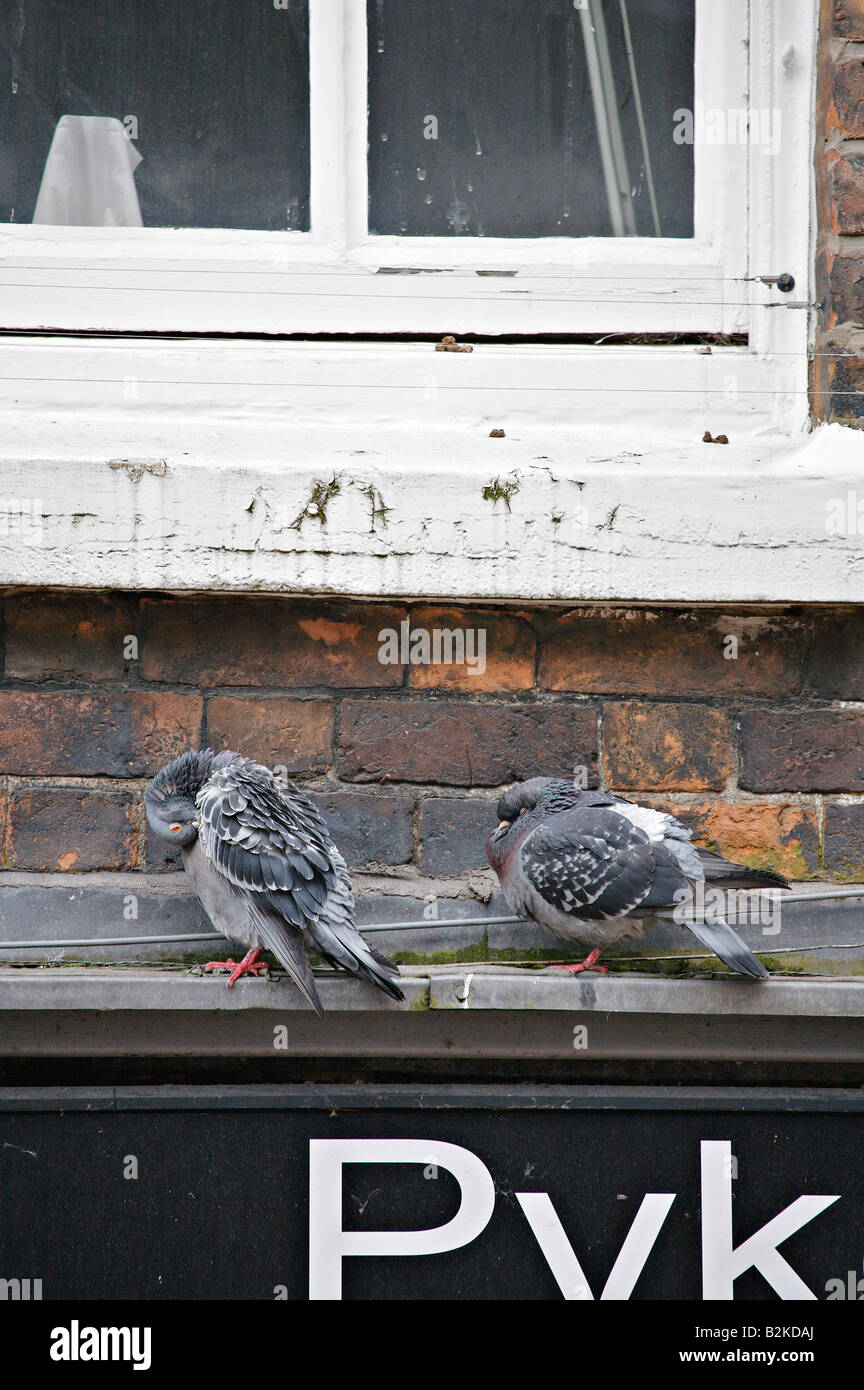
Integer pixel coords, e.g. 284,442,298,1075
169,823,182,834
518,807,527,816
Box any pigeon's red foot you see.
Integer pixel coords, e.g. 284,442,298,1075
204,948,266,987
548,948,609,976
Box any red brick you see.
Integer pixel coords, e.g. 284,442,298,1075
804,610,864,696
824,803,864,879
834,0,864,39
830,154,864,234
540,610,801,696
206,697,333,773
827,257,864,327
310,792,415,867
0,692,202,776
4,593,135,681
406,607,535,692
8,787,139,871
822,355,864,423
603,703,733,791
648,799,819,880
140,597,405,687
832,60,864,136
418,797,496,874
338,700,598,786
740,710,864,792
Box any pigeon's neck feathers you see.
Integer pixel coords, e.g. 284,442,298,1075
486,804,544,876
145,748,215,809
536,779,588,814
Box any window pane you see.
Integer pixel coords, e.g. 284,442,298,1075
368,0,694,238
0,0,309,230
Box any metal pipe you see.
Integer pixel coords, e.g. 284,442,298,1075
580,0,636,236
0,933,224,950
618,0,661,236
0,920,519,949
359,914,520,933
778,888,864,905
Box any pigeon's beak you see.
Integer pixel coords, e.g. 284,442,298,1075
497,820,510,832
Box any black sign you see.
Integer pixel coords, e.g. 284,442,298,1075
0,1086,862,1302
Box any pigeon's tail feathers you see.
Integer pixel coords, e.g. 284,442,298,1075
247,900,324,1016
309,918,405,1002
685,915,769,980
698,850,789,891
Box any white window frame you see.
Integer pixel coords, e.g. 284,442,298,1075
0,0,815,438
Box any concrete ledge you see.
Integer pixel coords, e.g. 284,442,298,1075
425,968,864,1016
1,966,863,1016
3,968,864,1068
0,967,430,1012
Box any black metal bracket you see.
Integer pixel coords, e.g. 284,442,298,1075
754,272,795,292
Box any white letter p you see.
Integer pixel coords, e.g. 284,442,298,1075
309,1139,496,1299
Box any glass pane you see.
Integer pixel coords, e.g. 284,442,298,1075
368,0,694,238
0,0,310,230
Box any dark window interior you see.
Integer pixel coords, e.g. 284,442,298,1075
368,0,695,238
0,0,310,230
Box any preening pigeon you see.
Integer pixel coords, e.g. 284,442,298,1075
144,749,404,1015
486,777,789,979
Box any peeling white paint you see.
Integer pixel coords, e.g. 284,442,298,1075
1,415,862,602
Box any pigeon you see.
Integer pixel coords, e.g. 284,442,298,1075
144,749,404,1015
486,777,789,979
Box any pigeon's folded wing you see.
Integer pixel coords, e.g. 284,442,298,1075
521,807,664,920
196,757,337,927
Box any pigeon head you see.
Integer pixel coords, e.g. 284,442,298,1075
486,776,581,870
144,749,215,846
495,776,583,825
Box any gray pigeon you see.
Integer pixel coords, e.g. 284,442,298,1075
486,777,789,978
144,749,404,1015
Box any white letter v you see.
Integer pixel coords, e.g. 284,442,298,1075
516,1191,675,1300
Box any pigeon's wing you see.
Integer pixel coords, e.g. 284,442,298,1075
197,755,403,1004
197,756,337,915
521,807,675,920
304,844,404,1002
609,799,705,879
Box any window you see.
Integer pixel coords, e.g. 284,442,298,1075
366,0,695,240
2,0,311,232
0,0,814,441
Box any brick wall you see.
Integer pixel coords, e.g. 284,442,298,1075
814,0,864,422
0,591,862,886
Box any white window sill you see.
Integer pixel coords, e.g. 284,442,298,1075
0,338,856,604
